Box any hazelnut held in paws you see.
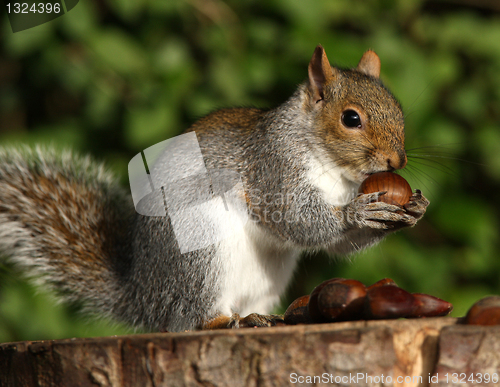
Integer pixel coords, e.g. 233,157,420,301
359,172,412,206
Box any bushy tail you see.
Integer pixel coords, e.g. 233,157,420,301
0,147,134,316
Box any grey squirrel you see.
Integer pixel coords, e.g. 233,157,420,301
0,45,428,332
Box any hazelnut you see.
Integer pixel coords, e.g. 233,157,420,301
317,279,366,321
365,285,417,319
366,278,397,291
308,278,343,322
464,296,500,326
411,293,453,318
359,172,412,206
284,295,312,325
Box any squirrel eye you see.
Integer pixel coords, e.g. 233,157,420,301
342,110,362,128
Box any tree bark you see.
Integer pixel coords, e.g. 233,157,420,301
1,317,499,386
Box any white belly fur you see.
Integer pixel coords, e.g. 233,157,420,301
214,221,301,317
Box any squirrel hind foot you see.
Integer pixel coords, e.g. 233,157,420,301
201,313,285,330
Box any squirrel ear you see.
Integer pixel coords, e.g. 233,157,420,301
308,45,335,103
356,50,381,78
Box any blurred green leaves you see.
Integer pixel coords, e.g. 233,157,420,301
1,0,500,341
88,29,149,76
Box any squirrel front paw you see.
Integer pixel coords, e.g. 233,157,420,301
346,191,428,230
403,189,429,220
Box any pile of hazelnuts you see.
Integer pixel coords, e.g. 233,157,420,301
284,278,452,325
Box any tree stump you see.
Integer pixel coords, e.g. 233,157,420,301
1,317,499,386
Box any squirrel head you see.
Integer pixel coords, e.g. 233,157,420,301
305,45,406,184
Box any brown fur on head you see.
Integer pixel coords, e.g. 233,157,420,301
306,45,406,184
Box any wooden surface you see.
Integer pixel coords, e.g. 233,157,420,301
1,318,500,386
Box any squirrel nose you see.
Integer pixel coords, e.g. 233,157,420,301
387,152,407,171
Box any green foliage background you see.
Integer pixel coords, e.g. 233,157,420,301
1,0,500,342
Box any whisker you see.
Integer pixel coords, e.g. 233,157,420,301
406,143,483,165
403,76,437,115
406,143,463,151
402,163,444,189
400,167,439,199
402,171,425,193
406,156,457,176
407,153,484,167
